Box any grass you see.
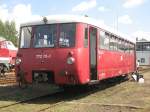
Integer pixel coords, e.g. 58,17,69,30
0,71,150,112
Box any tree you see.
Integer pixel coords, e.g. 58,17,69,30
0,20,6,37
0,19,18,46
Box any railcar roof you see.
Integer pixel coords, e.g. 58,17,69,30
20,15,134,44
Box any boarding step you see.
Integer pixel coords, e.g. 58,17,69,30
88,80,100,85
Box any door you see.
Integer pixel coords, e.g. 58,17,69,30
89,27,97,80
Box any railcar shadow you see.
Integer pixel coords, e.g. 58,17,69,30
0,76,128,106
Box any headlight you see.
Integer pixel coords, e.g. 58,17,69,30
67,57,75,65
16,58,22,65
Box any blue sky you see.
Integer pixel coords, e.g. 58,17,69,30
0,0,149,41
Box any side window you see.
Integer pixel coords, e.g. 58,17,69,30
132,44,135,53
84,25,88,47
99,31,109,50
124,42,128,53
109,36,114,50
104,33,110,50
129,44,132,53
129,44,135,53
114,38,118,51
118,40,124,52
118,39,122,52
121,40,125,52
109,35,118,51
126,43,130,53
100,33,109,50
99,30,105,49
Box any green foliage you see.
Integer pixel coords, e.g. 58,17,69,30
0,19,18,46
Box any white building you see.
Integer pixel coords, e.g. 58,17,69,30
136,39,150,66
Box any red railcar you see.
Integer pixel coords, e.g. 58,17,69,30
15,15,136,86
0,40,17,73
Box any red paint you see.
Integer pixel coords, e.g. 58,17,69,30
0,40,17,67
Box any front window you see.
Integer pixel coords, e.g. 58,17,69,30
59,23,75,47
20,27,32,48
20,23,76,48
34,24,57,48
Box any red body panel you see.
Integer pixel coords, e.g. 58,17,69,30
97,50,135,80
0,40,17,66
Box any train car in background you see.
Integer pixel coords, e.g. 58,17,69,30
15,15,136,87
0,40,17,74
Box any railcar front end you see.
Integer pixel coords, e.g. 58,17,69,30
16,22,90,86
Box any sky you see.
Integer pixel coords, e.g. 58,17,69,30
0,0,150,42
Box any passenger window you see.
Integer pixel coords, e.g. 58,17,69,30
84,25,88,47
99,30,105,49
114,38,118,51
126,43,130,53
129,44,134,53
122,41,126,52
109,35,117,51
109,37,114,50
118,40,122,52
124,42,128,53
103,33,110,50
118,40,124,52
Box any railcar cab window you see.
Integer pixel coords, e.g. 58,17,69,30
34,25,57,48
20,26,32,48
59,23,75,47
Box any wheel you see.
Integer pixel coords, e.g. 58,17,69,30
18,77,28,89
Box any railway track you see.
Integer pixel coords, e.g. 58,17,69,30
0,88,63,110
0,80,120,111
37,101,65,112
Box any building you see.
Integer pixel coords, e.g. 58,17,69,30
136,38,150,66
